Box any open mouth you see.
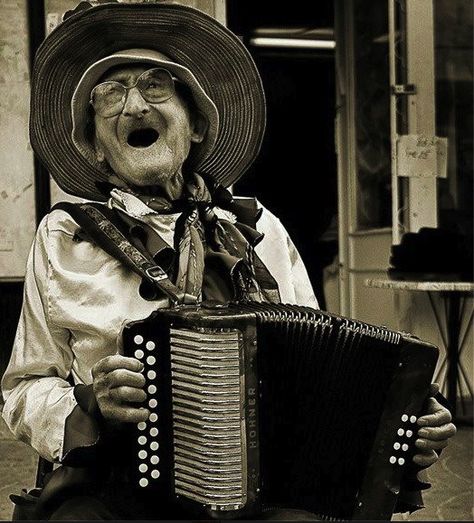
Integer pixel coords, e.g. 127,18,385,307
127,128,160,148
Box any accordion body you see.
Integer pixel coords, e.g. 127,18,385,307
122,302,438,520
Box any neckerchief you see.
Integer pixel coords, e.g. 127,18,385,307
97,173,280,304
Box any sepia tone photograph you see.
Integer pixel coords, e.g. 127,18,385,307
0,0,472,520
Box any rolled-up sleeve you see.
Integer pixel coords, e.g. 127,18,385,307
1,215,78,462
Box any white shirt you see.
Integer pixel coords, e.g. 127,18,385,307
1,196,318,462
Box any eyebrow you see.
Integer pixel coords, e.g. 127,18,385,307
105,72,134,85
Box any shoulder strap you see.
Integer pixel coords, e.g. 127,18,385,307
228,196,261,229
52,202,187,305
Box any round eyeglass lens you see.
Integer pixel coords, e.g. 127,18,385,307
91,82,126,117
138,68,175,103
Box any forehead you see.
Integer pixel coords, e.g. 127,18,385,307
97,64,150,86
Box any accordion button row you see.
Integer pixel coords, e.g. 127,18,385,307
393,442,409,451
132,331,161,489
389,456,405,465
133,335,156,350
397,428,413,437
401,414,417,423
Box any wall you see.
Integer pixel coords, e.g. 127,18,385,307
0,0,36,280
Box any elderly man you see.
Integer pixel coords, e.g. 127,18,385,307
1,1,455,521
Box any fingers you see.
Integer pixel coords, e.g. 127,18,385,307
413,449,438,467
100,405,150,424
109,386,147,404
92,354,151,423
107,368,146,389
415,437,449,451
92,355,143,377
418,422,457,441
417,397,452,427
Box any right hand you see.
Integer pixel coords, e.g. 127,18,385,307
92,354,150,423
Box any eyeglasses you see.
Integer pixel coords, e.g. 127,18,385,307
90,68,176,118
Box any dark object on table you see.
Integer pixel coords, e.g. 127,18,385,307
389,228,473,282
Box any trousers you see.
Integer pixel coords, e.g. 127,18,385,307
48,495,319,520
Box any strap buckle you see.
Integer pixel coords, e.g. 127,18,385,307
145,265,168,282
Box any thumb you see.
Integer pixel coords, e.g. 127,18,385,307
429,383,440,396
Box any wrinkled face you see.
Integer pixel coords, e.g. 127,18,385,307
92,65,205,189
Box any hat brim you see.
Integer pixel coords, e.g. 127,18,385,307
30,2,266,201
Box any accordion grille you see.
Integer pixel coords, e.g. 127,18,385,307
170,327,247,511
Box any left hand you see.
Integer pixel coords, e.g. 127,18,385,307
413,383,457,467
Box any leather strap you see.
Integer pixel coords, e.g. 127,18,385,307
52,202,192,305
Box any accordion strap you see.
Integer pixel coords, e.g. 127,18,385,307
52,202,189,306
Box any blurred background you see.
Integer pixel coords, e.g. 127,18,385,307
0,0,472,520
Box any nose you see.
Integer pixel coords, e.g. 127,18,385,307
122,87,151,118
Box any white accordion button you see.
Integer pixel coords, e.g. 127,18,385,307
138,422,146,431
149,399,157,409
150,455,159,465
146,341,156,351
389,456,397,464
134,350,144,360
146,356,156,366
149,413,158,423
139,463,148,473
139,478,149,488
138,450,147,460
393,442,401,450
402,444,409,451
401,414,409,422
138,436,147,445
397,428,405,436
147,370,156,380
406,430,413,438
151,469,160,479
150,427,159,437
150,441,159,451
134,335,144,345
410,415,417,423
148,385,157,395
398,458,405,465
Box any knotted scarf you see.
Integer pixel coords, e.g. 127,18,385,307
97,173,280,304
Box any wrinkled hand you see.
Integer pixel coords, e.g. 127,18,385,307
92,354,150,423
413,383,456,467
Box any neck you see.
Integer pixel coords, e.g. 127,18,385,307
111,170,186,201
159,170,185,201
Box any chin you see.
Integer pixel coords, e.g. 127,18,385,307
106,143,188,191
114,164,181,190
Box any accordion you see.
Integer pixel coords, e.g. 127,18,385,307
122,302,438,520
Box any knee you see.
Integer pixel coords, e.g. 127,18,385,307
48,495,115,520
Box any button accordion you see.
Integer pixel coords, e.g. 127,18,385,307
122,302,438,520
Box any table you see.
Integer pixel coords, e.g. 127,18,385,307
365,279,474,423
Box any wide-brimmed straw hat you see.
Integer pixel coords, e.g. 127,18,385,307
30,1,266,201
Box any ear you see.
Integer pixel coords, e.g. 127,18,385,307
93,135,106,163
190,111,208,144
95,148,105,163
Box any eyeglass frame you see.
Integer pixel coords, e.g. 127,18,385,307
89,67,179,118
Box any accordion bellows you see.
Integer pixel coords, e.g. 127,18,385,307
122,302,438,520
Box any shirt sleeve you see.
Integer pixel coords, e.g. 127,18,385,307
1,215,79,462
255,204,319,309
286,233,320,309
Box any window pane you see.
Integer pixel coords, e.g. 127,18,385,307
353,0,391,230
435,0,473,238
